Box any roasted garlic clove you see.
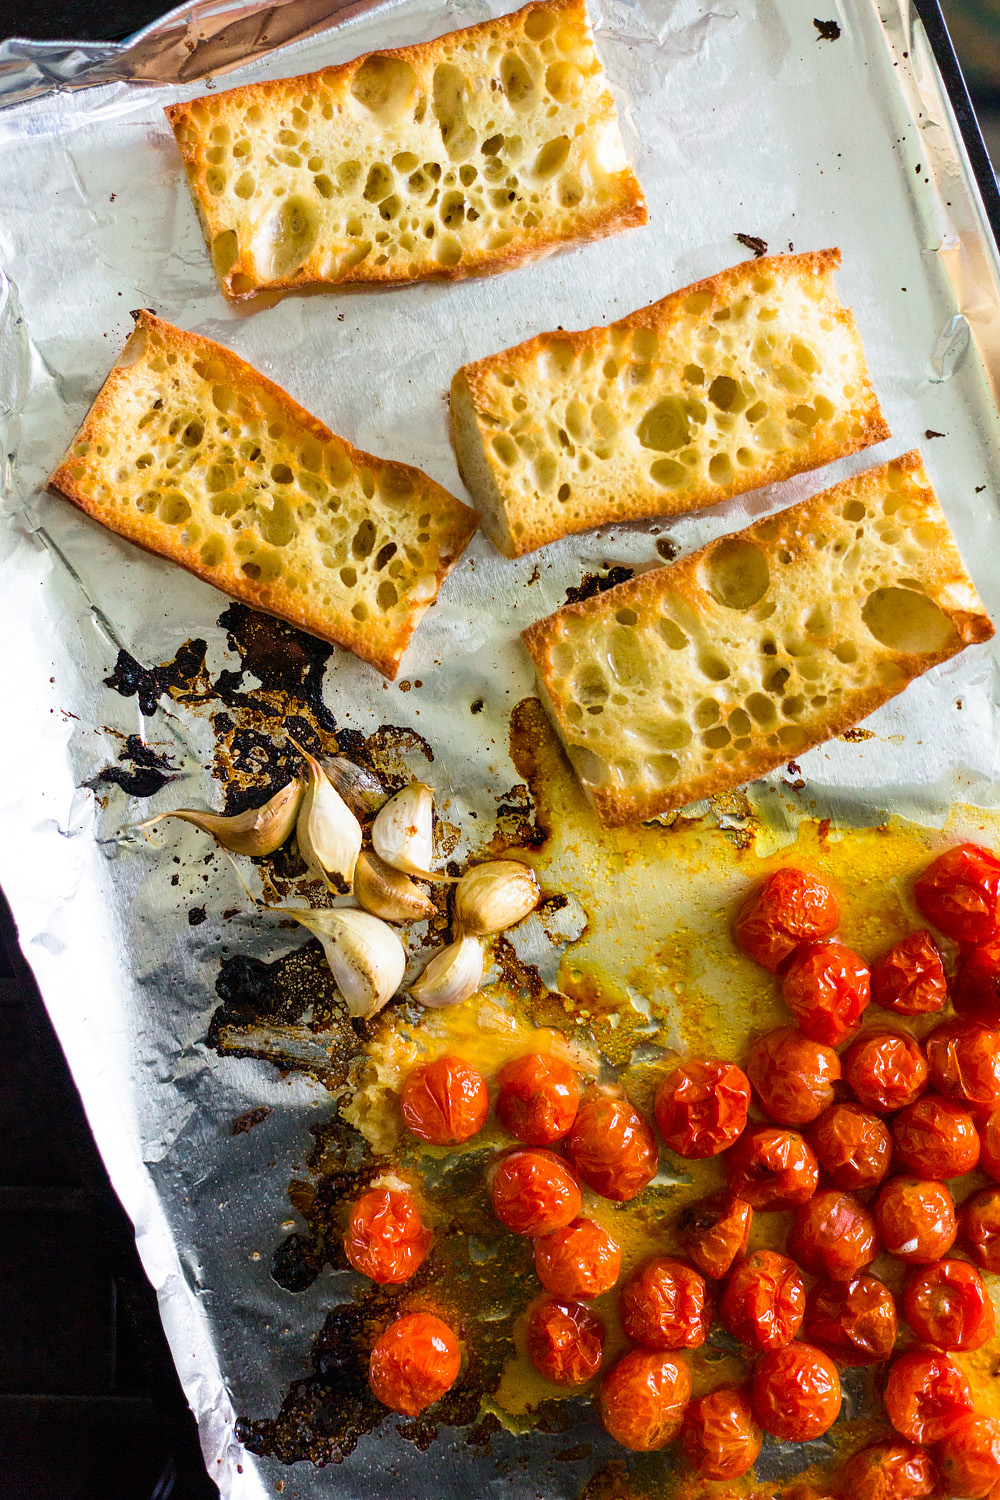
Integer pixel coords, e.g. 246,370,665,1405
455,858,540,936
292,740,363,893
354,850,437,923
140,778,303,857
408,935,484,1008
320,756,388,817
287,906,406,1019
371,782,453,881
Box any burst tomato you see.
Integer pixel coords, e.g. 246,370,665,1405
980,1111,1000,1180
400,1055,488,1145
619,1258,711,1350
839,1440,938,1500
808,1103,892,1191
953,937,1000,1025
937,1416,1000,1499
725,1126,819,1210
803,1274,898,1365
599,1348,692,1452
789,1190,877,1281
654,1058,750,1157
534,1217,621,1300
676,1193,753,1281
719,1249,806,1351
884,1348,973,1443
751,1341,841,1441
495,1053,580,1145
343,1188,432,1284
914,843,1000,944
488,1149,581,1237
902,1258,996,1352
525,1297,604,1386
870,929,948,1017
843,1031,928,1114
891,1095,981,1179
960,1186,1000,1272
746,1027,840,1126
782,941,871,1045
368,1312,461,1416
926,1018,1000,1111
875,1177,957,1264
679,1386,762,1481
733,867,839,973
564,1092,658,1202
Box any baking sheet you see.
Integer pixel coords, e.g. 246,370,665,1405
3,0,1000,1493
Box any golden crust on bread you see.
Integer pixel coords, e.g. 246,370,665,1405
522,452,993,826
451,249,890,557
48,313,478,679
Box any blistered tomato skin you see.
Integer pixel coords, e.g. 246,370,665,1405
884,1348,973,1443
565,1092,658,1202
953,938,1000,1026
488,1149,582,1237
936,1416,1000,1499
914,842,1000,944
840,1441,938,1500
870,930,948,1016
653,1059,750,1157
368,1312,461,1416
750,1341,841,1441
343,1189,433,1284
891,1095,981,1179
960,1187,1000,1272
808,1103,893,1191
803,1274,898,1365
495,1054,580,1145
875,1177,957,1263
789,1190,878,1281
902,1258,996,1351
679,1386,762,1481
400,1056,489,1145
719,1249,806,1351
980,1111,1000,1180
733,867,839,973
843,1031,929,1114
726,1126,819,1210
619,1257,711,1350
534,1217,621,1300
676,1193,753,1280
599,1349,692,1452
782,941,871,1045
746,1027,840,1126
926,1019,1000,1110
525,1298,604,1386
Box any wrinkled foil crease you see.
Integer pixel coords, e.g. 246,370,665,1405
1,0,1000,1494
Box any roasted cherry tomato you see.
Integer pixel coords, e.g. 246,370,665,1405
719,1249,806,1351
746,1027,840,1126
875,1176,957,1264
599,1348,692,1452
953,937,1000,1026
676,1193,753,1281
400,1056,488,1145
725,1126,819,1210
960,1186,1000,1272
808,1103,892,1191
525,1297,605,1386
884,1348,973,1443
839,1440,938,1500
870,929,948,1017
843,1031,928,1114
488,1149,581,1237
654,1059,750,1157
789,1190,877,1281
914,843,1000,944
782,941,871,1045
803,1274,898,1365
679,1386,762,1481
926,1019,1000,1112
564,1092,658,1202
368,1312,461,1416
495,1053,580,1145
619,1257,711,1350
891,1095,980,1180
343,1188,432,1284
750,1341,841,1441
937,1416,1000,1499
902,1258,996,1351
534,1217,621,1300
980,1110,1000,1181
733,867,839,973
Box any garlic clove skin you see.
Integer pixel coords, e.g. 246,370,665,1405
354,850,437,923
371,782,453,881
288,906,405,1019
409,935,484,1008
141,778,304,857
293,741,363,894
319,756,388,817
455,859,540,936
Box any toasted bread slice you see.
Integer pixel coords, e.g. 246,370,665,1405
451,249,890,557
165,0,646,301
522,452,993,826
48,313,478,678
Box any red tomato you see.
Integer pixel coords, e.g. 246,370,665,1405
676,1193,753,1281
618,1257,711,1350
953,937,1000,1026
870,930,948,1016
733,867,839,972
368,1312,461,1416
902,1258,996,1352
914,843,1000,944
808,1103,893,1191
926,1019,1000,1112
725,1126,819,1210
495,1053,579,1145
564,1092,658,1202
654,1059,750,1157
400,1056,488,1145
789,1190,878,1281
534,1217,621,1300
525,1297,604,1386
839,1441,938,1500
343,1188,432,1285
803,1274,898,1365
891,1095,981,1179
843,1031,928,1114
782,941,871,1045
960,1186,1000,1272
937,1416,1000,1499
750,1341,841,1441
875,1177,957,1263
679,1386,762,1481
884,1348,973,1443
719,1249,806,1351
599,1348,692,1451
746,1027,840,1126
488,1149,581,1237
980,1110,1000,1181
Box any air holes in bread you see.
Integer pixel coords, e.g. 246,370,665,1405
861,587,961,655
